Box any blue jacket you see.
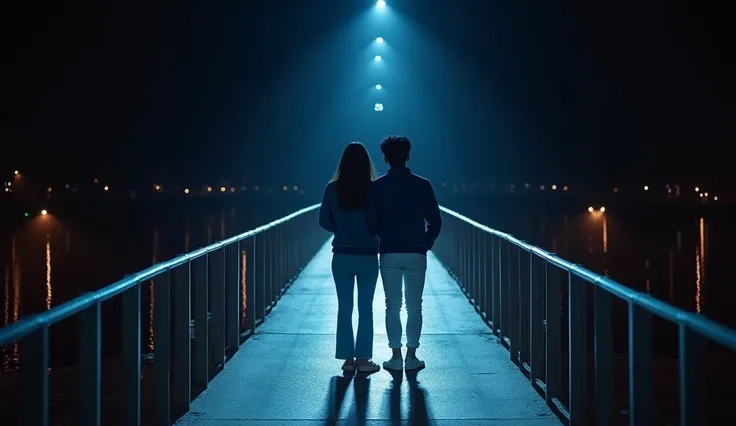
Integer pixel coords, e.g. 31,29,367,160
318,181,378,255
369,167,442,254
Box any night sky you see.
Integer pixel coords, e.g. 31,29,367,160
3,0,733,190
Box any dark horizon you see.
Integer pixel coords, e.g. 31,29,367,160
3,0,733,188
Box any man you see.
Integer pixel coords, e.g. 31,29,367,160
369,135,442,371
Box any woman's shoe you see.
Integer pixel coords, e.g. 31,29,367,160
342,359,356,372
357,360,380,373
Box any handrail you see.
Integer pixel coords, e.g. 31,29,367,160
0,203,321,347
439,205,736,351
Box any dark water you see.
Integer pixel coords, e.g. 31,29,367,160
443,198,736,330
0,199,304,369
1,198,734,370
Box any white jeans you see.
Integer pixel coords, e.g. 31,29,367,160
380,253,428,349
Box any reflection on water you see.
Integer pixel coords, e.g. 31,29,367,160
602,216,608,253
46,235,52,310
3,265,8,370
695,218,706,313
148,230,159,353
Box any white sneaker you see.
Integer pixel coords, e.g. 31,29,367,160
404,357,425,370
357,360,380,373
382,357,404,371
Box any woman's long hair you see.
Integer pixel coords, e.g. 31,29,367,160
331,142,377,211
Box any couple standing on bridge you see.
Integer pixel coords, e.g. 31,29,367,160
319,135,442,374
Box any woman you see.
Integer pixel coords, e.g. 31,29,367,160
319,142,380,373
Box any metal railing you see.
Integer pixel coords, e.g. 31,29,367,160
0,204,327,426
433,206,736,426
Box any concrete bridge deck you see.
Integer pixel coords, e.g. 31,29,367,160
177,242,559,425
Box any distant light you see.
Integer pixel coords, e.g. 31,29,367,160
376,0,386,9
563,185,568,191
524,183,529,188
207,186,213,192
184,188,190,194
220,186,226,193
540,185,545,190
375,84,383,90
699,193,703,198
24,212,29,217
695,186,699,192
374,55,382,62
704,192,708,197
282,186,288,191
600,207,606,213
613,187,618,193
230,187,236,193
293,185,298,191
14,170,19,175
47,187,52,193
103,186,109,191
644,185,649,191
376,37,384,44
374,103,384,112
254,186,260,191
714,196,718,201
94,178,99,184
155,185,161,191
65,184,70,189
551,184,557,190
588,207,594,213
41,210,48,216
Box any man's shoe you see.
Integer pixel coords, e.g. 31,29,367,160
382,357,403,371
404,357,425,370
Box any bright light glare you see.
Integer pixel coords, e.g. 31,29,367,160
41,209,48,216
376,37,384,44
588,207,594,213
374,103,384,112
14,170,19,175
376,0,386,9
374,55,382,62
600,207,606,213
375,84,382,90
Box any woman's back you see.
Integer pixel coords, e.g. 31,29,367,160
319,182,377,255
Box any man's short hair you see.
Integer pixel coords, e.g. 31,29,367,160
380,135,412,167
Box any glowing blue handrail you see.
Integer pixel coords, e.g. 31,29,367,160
439,205,736,351
0,204,321,346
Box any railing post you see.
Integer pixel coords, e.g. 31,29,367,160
509,245,520,362
226,242,241,352
568,272,588,425
594,285,614,426
519,249,531,369
491,236,500,335
210,249,225,369
260,232,268,320
154,272,171,426
121,283,141,426
545,262,561,406
79,301,102,426
193,254,209,392
530,256,545,383
171,263,191,417
483,233,490,322
246,237,257,332
21,326,49,426
679,324,705,426
628,301,652,425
